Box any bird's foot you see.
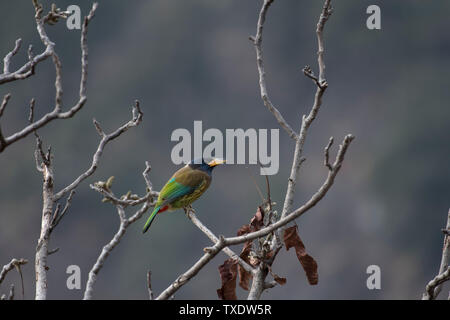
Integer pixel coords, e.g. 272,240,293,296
184,205,195,218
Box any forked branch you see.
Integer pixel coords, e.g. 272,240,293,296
34,100,144,300
0,2,98,153
83,161,156,300
422,209,450,300
156,134,353,300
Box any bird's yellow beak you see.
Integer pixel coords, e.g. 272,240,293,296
208,158,226,167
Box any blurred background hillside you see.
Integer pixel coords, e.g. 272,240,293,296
0,0,449,299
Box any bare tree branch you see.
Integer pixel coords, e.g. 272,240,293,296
147,270,154,300
83,204,148,300
0,93,11,117
34,100,143,300
316,0,333,84
91,184,157,207
279,0,333,224
2,38,22,75
0,258,26,300
0,258,28,286
186,210,255,275
434,208,450,297
156,236,227,300
227,134,353,246
423,267,450,300
243,0,338,300
8,284,14,300
324,136,334,170
50,190,75,232
88,161,158,208
34,138,55,299
0,285,15,301
53,100,143,201
0,35,44,85
83,162,156,300
143,161,154,191
422,208,450,300
0,2,98,153
28,98,36,124
251,0,298,141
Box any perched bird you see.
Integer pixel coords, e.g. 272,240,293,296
142,158,226,233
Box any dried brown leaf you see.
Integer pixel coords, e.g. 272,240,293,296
237,224,251,236
217,259,238,300
283,225,318,285
237,207,265,237
249,206,265,232
274,275,287,285
233,207,266,291
268,265,286,286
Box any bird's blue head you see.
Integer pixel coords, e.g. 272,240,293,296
188,158,226,174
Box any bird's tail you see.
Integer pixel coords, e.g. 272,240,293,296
142,206,160,234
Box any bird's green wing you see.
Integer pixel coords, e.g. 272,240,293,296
158,177,195,207
158,166,208,206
